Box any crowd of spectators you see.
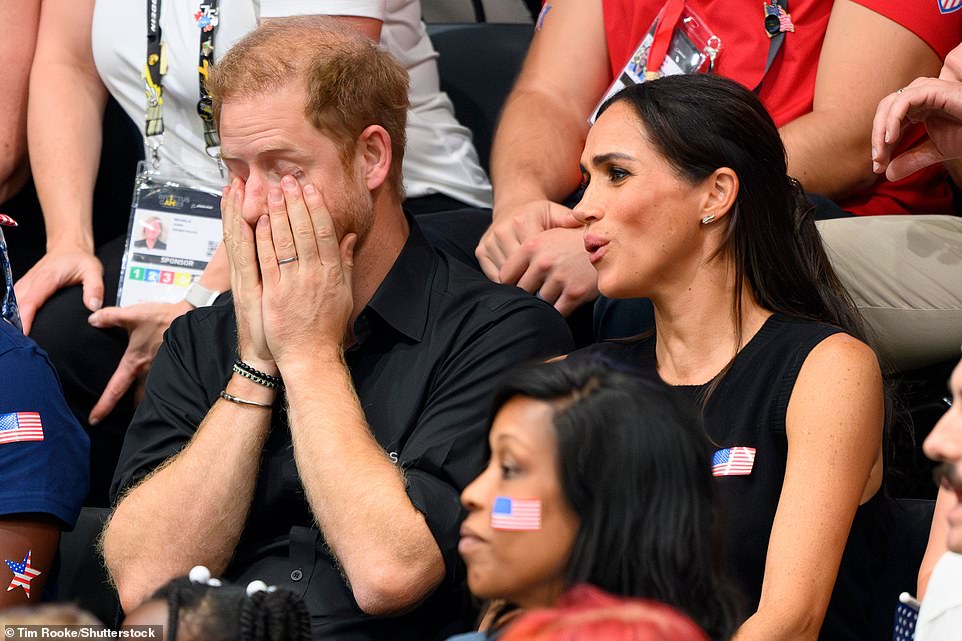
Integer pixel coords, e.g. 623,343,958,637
0,2,961,641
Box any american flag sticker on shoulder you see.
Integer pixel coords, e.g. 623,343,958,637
712,447,756,477
0,412,44,445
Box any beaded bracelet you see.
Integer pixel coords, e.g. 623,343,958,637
219,390,272,409
232,359,283,389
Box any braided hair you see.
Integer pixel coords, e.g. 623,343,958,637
150,576,311,641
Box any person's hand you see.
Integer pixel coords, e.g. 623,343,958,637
476,200,590,315
14,247,103,334
871,76,962,182
222,178,276,375
86,299,192,425
476,199,583,283
257,176,356,366
498,225,599,316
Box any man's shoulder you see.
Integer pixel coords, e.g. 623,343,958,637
435,252,565,318
423,252,574,358
163,297,236,363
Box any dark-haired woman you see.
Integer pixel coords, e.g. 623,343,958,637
453,358,739,641
571,74,885,641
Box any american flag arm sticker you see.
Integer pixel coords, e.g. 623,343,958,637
0,412,43,445
712,447,756,477
491,496,542,531
5,550,41,598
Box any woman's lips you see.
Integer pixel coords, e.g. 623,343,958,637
584,233,609,265
459,523,486,556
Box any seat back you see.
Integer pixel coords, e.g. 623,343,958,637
427,23,533,172
870,498,934,641
57,507,120,626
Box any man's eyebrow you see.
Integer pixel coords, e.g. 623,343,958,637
220,146,306,162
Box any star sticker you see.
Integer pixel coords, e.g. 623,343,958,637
6,550,41,598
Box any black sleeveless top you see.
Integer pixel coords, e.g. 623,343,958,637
572,313,884,641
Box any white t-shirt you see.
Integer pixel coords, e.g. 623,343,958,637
916,552,962,641
91,0,492,206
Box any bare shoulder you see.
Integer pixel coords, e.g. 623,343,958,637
801,332,881,386
787,332,883,440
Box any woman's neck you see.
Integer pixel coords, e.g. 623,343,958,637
650,263,771,386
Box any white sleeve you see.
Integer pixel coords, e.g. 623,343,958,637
258,0,386,19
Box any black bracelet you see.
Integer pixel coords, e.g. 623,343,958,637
233,359,283,389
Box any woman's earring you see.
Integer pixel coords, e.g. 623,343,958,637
700,214,716,225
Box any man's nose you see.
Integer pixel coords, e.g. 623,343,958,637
923,409,962,464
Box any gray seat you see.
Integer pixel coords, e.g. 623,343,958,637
427,23,533,172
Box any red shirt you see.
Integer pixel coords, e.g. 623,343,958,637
602,0,962,214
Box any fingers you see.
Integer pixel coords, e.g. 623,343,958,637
255,214,278,288
281,176,321,266
544,202,583,230
302,182,341,266
266,182,297,268
476,248,503,283
224,179,262,289
886,139,945,183
81,265,105,312
18,304,37,336
477,202,555,282
15,276,58,336
89,355,139,426
871,91,908,174
501,241,537,290
87,305,134,330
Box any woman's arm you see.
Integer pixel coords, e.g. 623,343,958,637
735,333,884,641
16,0,108,333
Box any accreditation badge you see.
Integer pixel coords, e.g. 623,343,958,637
117,162,222,307
590,0,721,123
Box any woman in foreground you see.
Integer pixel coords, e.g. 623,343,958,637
453,358,739,641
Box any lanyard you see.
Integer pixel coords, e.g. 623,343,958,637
143,0,221,168
646,0,788,92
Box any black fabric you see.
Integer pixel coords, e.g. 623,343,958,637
571,313,885,641
110,218,573,640
31,236,130,508
12,96,142,507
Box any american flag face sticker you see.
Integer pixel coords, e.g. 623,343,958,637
491,497,542,531
711,447,756,477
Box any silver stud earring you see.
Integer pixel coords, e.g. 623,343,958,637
701,214,716,225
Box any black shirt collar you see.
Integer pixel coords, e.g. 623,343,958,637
353,216,438,345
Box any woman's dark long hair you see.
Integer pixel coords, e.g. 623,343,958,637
597,74,868,347
491,358,740,641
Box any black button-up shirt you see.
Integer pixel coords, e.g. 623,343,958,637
111,220,573,640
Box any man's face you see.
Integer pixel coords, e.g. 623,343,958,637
218,83,374,241
923,357,962,553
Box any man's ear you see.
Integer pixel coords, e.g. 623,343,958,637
699,167,739,223
356,125,392,191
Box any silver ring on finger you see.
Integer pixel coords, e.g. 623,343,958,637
277,256,299,266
